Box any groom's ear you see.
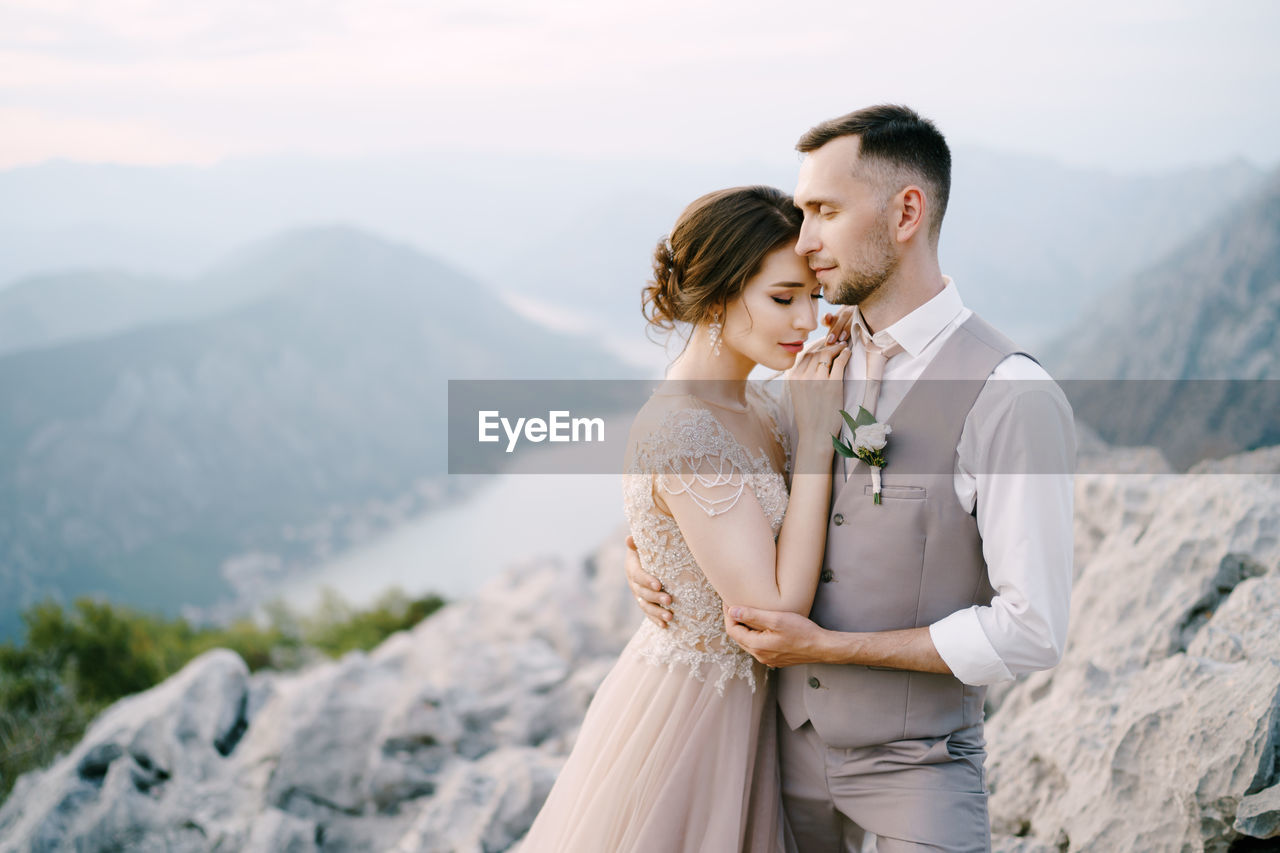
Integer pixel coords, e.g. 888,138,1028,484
893,185,928,245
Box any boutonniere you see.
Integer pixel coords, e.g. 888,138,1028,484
832,406,892,504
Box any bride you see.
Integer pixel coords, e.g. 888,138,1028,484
518,185,851,852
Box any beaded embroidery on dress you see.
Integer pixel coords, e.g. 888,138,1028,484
622,384,791,694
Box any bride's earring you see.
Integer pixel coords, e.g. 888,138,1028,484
707,314,723,357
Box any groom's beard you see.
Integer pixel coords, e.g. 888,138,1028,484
827,228,899,306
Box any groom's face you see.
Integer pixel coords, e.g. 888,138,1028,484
793,135,899,306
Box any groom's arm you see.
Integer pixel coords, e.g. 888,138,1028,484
727,360,1076,683
724,607,951,673
927,361,1076,685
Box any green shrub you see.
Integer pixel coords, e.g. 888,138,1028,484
301,587,446,657
0,586,445,805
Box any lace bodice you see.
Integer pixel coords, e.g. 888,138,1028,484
622,386,791,694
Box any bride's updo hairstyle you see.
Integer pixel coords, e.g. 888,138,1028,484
643,186,803,333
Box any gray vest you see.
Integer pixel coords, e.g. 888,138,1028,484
777,313,1025,749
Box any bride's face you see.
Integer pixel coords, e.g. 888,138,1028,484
719,242,822,371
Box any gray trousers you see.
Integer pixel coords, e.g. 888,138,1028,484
778,719,991,852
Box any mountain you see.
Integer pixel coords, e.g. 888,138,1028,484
0,259,285,359
0,226,635,638
0,154,760,292
1044,170,1280,467
0,270,176,357
942,149,1263,344
1046,168,1280,380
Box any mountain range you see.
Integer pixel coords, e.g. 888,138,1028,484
1046,169,1280,468
0,150,1266,353
0,226,634,638
1046,169,1280,380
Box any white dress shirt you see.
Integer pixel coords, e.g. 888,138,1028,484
784,278,1076,686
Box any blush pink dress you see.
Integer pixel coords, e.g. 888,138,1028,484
519,390,795,853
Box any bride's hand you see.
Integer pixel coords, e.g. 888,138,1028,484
789,342,852,451
822,306,858,346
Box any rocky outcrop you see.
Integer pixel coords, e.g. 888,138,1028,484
987,446,1280,851
3,447,1279,851
0,531,641,852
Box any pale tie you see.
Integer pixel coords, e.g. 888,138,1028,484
859,326,903,419
844,326,902,480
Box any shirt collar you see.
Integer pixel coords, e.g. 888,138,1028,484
850,275,964,359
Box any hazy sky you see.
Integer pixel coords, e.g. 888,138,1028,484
1,0,1277,173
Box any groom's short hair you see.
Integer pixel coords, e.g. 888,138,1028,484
797,104,951,244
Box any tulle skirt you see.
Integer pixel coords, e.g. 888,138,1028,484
518,628,791,852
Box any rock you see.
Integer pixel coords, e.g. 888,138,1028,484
991,836,1060,853
986,465,1280,851
390,748,562,853
241,808,319,853
263,649,407,817
0,649,251,852
1234,784,1280,838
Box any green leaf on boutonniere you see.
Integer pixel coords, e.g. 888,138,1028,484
832,434,856,457
834,404,875,432
838,408,860,435
839,406,877,435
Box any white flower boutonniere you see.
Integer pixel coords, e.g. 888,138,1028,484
832,406,892,504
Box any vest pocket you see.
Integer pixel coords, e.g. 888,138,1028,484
862,484,926,500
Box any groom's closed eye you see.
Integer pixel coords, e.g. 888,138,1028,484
798,196,838,212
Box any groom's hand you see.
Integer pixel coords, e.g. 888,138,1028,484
625,535,673,628
723,605,832,667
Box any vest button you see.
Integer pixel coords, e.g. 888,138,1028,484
832,513,844,526
808,676,821,689
820,570,834,583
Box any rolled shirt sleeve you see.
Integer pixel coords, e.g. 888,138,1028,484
929,356,1077,686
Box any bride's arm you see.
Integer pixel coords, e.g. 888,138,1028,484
658,346,850,615
664,443,835,615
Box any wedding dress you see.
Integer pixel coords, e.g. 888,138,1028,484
518,385,795,853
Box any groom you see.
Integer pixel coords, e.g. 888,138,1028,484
626,105,1076,851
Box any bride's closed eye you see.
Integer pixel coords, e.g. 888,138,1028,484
772,293,823,306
